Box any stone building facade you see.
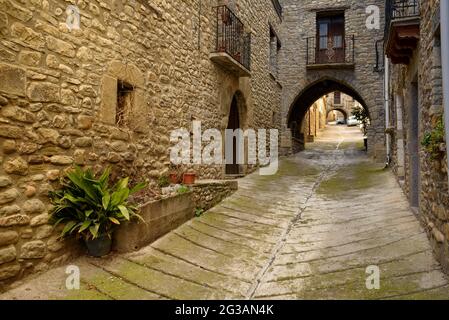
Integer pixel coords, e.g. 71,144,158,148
386,0,449,272
301,96,327,143
0,0,283,290
278,0,386,159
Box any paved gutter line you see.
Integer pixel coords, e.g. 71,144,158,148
120,257,242,297
273,231,426,266
219,204,289,222
245,138,345,300
172,232,235,258
80,279,115,300
254,268,444,299
378,284,449,300
150,246,252,284
293,213,418,232
282,224,422,254
87,261,175,300
265,249,433,283
173,231,266,268
285,216,419,241
195,219,277,245
210,211,286,229
186,224,269,253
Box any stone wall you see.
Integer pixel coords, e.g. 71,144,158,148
389,0,449,272
278,0,386,160
0,0,282,290
191,180,238,212
303,96,327,142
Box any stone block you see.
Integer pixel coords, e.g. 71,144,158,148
18,51,42,66
0,0,33,22
20,241,46,259
11,22,44,49
0,246,16,265
27,82,60,102
0,231,19,247
46,36,75,57
0,263,20,280
113,193,194,253
23,199,46,214
0,176,12,188
0,125,23,139
1,105,36,123
0,214,30,227
0,188,19,204
0,205,21,216
30,213,50,227
100,75,117,124
3,157,28,175
0,63,26,96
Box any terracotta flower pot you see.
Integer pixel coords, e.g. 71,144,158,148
183,173,196,185
169,173,179,184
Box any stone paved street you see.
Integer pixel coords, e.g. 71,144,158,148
2,125,448,300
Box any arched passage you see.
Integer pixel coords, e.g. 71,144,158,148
287,78,371,152
224,90,248,176
327,108,348,122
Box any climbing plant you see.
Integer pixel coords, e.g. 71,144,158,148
422,117,446,159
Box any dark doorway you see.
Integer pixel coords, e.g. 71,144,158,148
316,12,345,64
409,81,420,209
226,96,241,175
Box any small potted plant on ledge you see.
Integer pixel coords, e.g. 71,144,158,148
49,166,146,257
183,170,197,185
168,163,182,184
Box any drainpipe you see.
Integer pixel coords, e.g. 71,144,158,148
385,55,391,166
441,0,449,185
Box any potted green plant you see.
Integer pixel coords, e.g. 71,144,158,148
49,166,146,257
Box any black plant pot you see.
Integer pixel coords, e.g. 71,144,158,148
85,235,112,257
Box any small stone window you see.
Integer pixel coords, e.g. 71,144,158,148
100,61,146,132
334,91,341,105
116,80,134,127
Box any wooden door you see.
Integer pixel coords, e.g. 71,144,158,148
226,97,241,175
316,14,345,64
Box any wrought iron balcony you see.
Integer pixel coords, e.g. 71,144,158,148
385,0,420,64
210,5,251,77
306,35,355,69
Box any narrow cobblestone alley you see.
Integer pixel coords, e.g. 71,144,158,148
2,125,448,300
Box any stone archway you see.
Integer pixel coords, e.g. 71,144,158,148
283,77,382,158
223,90,248,176
326,108,349,122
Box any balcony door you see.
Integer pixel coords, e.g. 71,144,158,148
316,13,345,64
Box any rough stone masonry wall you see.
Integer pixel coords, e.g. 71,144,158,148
0,0,282,290
191,180,238,212
390,0,449,273
278,0,386,161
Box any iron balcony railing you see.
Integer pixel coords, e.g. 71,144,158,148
213,5,251,71
385,0,420,36
306,35,355,65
